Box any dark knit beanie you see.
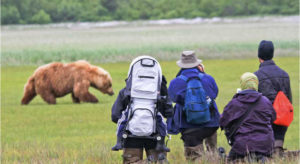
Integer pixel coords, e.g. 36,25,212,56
258,40,274,60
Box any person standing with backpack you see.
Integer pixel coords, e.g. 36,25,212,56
254,40,293,156
167,51,220,161
111,56,173,164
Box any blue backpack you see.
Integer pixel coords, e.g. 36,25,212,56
179,73,211,124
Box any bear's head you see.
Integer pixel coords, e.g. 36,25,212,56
89,66,114,96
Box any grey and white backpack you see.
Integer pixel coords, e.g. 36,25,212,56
126,56,162,136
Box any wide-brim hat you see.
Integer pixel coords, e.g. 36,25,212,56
176,51,202,68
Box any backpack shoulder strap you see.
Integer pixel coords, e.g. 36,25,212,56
260,70,279,92
179,73,203,83
178,75,188,82
227,100,258,143
198,73,204,79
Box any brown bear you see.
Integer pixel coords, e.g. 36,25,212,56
21,60,114,105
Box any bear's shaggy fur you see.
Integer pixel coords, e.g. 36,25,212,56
21,60,114,105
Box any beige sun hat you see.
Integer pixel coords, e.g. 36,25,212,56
176,51,202,68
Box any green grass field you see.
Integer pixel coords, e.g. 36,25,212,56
1,17,299,163
2,58,299,163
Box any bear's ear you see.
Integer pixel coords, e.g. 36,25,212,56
89,67,101,76
103,73,108,78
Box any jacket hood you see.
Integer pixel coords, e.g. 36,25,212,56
234,89,262,103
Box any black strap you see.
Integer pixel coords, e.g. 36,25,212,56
260,70,279,93
227,101,258,143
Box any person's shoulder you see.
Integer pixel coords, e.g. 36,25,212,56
254,69,259,76
228,96,239,104
276,65,290,77
224,96,242,111
255,64,281,78
254,69,265,81
170,75,186,85
202,73,212,77
202,73,216,82
260,95,272,105
118,87,127,96
173,74,186,81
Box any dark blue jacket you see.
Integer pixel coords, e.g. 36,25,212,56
167,68,220,134
220,89,276,155
254,60,292,103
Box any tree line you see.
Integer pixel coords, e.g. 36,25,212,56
1,0,299,25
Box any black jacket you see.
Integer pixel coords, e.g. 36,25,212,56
111,75,173,123
254,60,292,104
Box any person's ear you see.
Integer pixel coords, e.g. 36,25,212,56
259,58,264,63
197,65,204,72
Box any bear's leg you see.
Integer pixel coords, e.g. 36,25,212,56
77,91,98,103
72,92,80,103
40,91,56,104
21,76,36,105
74,80,99,103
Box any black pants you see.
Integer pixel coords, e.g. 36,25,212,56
124,138,157,150
272,124,288,141
181,127,218,147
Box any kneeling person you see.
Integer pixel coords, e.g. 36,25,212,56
220,72,276,162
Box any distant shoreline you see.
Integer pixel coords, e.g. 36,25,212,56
2,15,299,30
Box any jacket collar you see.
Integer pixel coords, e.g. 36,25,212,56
239,89,258,94
181,68,199,74
176,68,199,77
259,60,275,68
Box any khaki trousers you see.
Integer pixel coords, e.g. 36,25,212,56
184,143,204,161
123,148,167,164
